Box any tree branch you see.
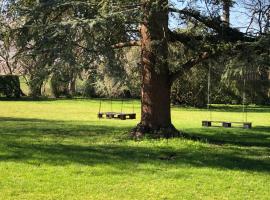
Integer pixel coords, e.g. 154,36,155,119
169,8,255,42
111,41,141,49
170,52,210,83
169,30,204,43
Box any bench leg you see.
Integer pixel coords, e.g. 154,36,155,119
119,115,126,120
106,114,113,119
202,121,212,127
129,114,136,119
222,122,231,128
243,123,252,129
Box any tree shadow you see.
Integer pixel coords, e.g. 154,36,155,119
172,105,270,113
0,97,58,101
0,117,63,123
0,117,127,139
1,141,269,174
0,97,140,102
0,117,269,174
183,126,270,148
207,105,270,113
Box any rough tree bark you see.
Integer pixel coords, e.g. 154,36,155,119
132,0,179,138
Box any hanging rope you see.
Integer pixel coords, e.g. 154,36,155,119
132,100,135,113
110,97,113,113
121,98,124,113
97,93,136,120
98,99,102,114
242,66,248,123
207,65,212,121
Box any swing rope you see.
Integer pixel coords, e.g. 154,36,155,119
242,66,248,123
98,99,102,114
99,98,136,115
120,99,135,114
97,91,136,120
207,65,212,121
121,99,124,113
110,97,113,113
132,100,135,113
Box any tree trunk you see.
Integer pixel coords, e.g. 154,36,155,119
29,82,42,98
29,75,43,98
222,1,230,26
69,76,76,96
5,59,13,75
132,0,179,138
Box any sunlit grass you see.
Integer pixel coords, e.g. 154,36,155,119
0,99,269,200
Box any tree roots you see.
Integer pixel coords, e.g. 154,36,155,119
130,123,182,139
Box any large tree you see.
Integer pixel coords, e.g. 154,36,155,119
5,0,270,137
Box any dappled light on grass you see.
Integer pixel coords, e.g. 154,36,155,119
183,127,270,148
0,100,269,200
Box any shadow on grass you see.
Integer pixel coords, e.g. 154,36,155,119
1,141,270,173
172,105,270,113
183,126,270,148
0,97,58,102
206,105,270,113
0,117,126,138
0,117,63,123
0,117,269,173
0,97,140,102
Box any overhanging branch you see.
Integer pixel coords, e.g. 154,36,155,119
170,52,210,83
169,30,204,44
169,7,254,42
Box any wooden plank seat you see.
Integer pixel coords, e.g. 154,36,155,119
202,120,252,129
118,113,136,120
98,112,136,120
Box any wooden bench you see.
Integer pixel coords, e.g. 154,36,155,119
98,112,136,120
202,120,252,129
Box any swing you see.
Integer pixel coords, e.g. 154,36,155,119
202,65,252,129
97,98,136,120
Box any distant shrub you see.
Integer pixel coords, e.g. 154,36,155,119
0,75,21,98
82,78,97,98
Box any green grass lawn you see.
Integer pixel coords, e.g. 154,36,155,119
0,99,269,200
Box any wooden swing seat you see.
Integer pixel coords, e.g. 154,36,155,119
98,112,136,120
202,120,252,129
